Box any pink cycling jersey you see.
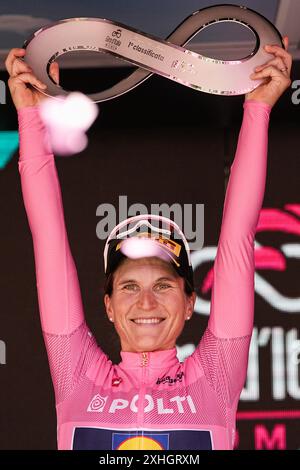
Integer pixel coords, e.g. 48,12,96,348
17,100,271,450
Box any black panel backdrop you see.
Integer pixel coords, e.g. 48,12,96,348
0,61,299,449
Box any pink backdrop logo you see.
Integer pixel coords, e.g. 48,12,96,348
192,204,300,315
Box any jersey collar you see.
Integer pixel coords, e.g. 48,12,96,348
119,347,179,369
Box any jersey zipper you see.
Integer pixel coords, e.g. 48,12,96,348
137,352,149,428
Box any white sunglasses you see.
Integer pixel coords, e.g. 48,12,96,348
103,214,192,273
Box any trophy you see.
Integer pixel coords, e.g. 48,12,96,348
22,4,284,102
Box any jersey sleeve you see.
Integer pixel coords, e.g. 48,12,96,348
208,99,271,338
190,100,272,408
17,105,109,404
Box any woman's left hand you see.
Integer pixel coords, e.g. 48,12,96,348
245,35,292,107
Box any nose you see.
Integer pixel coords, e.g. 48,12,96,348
137,288,158,311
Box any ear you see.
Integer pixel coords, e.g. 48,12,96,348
49,61,60,85
104,294,115,322
185,291,196,320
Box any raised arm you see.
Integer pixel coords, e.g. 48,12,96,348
208,36,292,338
6,48,109,406
17,106,109,404
208,99,271,338
18,106,85,334
189,38,292,413
190,100,271,412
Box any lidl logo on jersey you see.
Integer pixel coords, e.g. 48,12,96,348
112,432,169,450
87,393,196,414
72,428,213,450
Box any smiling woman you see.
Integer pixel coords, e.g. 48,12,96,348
7,32,293,450
101,215,196,355
104,251,196,353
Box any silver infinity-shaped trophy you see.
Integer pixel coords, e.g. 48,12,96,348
23,4,284,102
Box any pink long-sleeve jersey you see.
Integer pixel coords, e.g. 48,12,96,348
17,100,271,450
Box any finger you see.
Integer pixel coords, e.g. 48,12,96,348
11,57,33,78
250,65,291,84
10,72,47,90
255,57,288,75
49,62,59,85
5,48,26,76
283,35,289,51
264,44,292,73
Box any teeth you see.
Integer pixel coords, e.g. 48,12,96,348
133,318,163,324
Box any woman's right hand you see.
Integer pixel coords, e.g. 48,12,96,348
5,48,59,111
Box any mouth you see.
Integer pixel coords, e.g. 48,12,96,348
130,317,166,325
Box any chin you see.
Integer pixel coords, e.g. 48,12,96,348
133,339,163,353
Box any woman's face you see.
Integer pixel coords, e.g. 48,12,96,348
104,257,196,353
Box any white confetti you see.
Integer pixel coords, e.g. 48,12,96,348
38,92,99,156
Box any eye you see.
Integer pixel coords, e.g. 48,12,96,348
155,283,172,291
122,284,139,292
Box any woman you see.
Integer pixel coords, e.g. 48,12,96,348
6,38,292,450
